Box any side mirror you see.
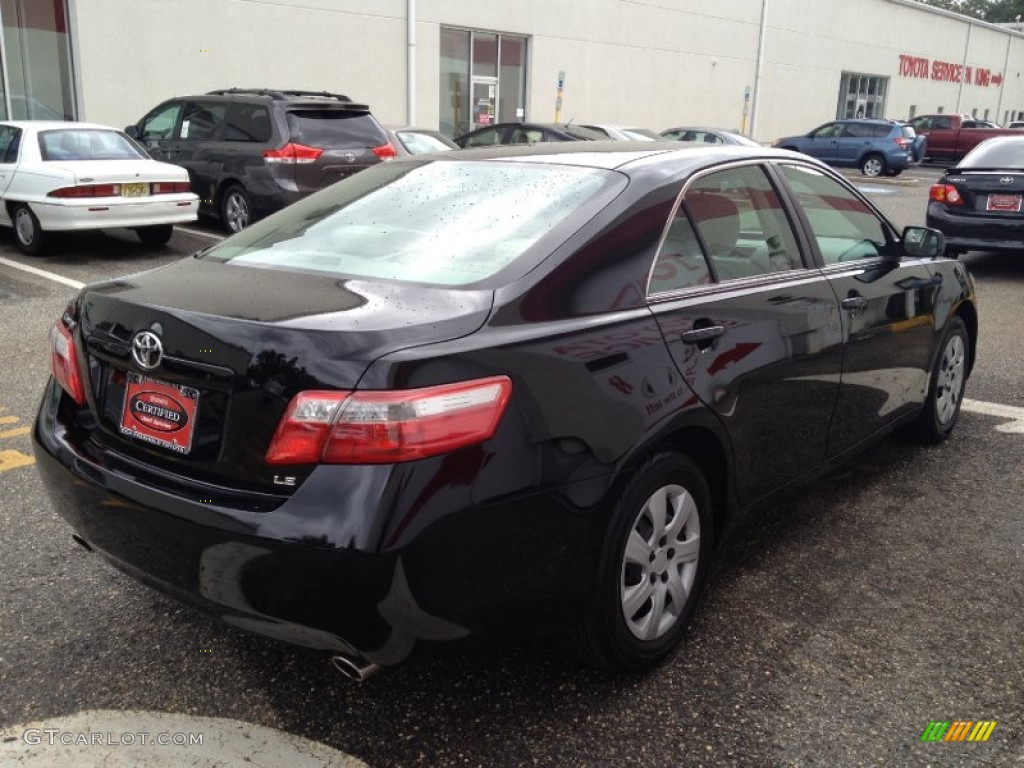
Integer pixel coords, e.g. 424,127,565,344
124,125,140,139
901,225,945,258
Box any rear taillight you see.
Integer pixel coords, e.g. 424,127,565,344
47,184,120,198
151,181,191,194
262,142,324,164
265,376,512,465
930,184,963,205
895,137,910,150
372,143,398,161
50,319,86,405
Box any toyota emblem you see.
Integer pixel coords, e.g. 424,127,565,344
1000,176,1014,185
131,331,164,370
343,152,356,163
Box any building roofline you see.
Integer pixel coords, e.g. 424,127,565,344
885,0,1024,36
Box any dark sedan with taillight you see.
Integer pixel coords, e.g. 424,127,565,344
35,143,977,678
927,135,1024,257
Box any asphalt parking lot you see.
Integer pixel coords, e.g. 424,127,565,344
1,170,1022,767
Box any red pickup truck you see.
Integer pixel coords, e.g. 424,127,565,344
909,114,1024,161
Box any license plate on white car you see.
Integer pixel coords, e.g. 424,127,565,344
121,183,149,197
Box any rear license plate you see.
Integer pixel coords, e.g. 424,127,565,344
121,183,149,197
986,194,1022,212
120,373,199,454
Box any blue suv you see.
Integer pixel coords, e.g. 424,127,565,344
774,119,915,177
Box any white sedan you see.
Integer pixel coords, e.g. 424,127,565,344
0,121,198,254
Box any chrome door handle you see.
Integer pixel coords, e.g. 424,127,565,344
841,296,867,311
681,325,727,344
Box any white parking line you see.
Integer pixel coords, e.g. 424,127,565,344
961,398,1024,433
174,225,224,241
0,256,84,290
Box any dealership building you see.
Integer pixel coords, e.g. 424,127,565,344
6,0,1024,142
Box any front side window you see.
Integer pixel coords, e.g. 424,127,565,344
139,102,181,141
778,164,893,264
462,126,503,147
812,123,842,140
203,160,624,287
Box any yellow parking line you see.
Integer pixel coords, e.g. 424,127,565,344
0,426,31,439
0,449,34,472
0,415,18,425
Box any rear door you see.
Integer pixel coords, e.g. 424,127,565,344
176,100,229,207
0,125,22,217
286,107,391,193
648,162,844,503
774,163,937,455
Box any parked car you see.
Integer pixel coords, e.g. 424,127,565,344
34,143,976,678
962,119,1001,129
774,118,913,177
580,125,660,141
454,122,607,147
892,121,928,162
0,121,197,255
386,126,458,155
1008,121,1024,129
910,113,1022,161
126,88,394,233
926,135,1024,257
659,126,761,147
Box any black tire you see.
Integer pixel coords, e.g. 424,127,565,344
12,204,48,255
135,224,173,246
573,453,713,673
905,316,969,443
219,184,252,234
860,154,886,177
884,168,903,177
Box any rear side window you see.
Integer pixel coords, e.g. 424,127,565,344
204,160,623,287
224,104,273,142
286,110,387,148
0,125,21,163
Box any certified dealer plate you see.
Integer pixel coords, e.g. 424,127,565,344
986,194,1022,212
119,373,199,454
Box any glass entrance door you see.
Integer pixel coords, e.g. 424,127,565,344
472,79,497,128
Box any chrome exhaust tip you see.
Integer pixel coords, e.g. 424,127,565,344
330,654,380,682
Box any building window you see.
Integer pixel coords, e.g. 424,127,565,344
440,27,527,139
837,72,888,119
0,0,75,120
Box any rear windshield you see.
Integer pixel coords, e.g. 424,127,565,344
203,159,623,286
38,129,146,161
960,139,1024,168
286,110,387,148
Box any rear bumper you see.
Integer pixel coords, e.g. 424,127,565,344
927,203,1024,253
28,196,199,231
32,381,597,664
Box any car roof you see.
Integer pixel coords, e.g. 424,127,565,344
0,120,120,131
433,140,793,171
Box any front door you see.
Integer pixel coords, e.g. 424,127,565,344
775,163,937,455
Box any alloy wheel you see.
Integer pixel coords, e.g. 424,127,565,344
935,333,966,425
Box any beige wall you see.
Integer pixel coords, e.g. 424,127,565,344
70,0,1024,143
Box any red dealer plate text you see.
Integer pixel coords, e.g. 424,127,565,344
986,194,1022,212
119,373,200,454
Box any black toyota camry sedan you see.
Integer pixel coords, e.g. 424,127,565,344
927,134,1024,257
34,142,977,678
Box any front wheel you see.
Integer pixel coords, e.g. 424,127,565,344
860,154,886,177
12,204,48,255
135,224,173,246
573,453,713,673
906,316,969,443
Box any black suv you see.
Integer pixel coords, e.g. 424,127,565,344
126,89,395,232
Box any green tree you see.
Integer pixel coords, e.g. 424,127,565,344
913,0,1024,21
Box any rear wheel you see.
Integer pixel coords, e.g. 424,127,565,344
860,154,886,177
220,184,251,233
135,224,173,246
884,168,903,177
906,316,969,443
12,204,48,255
573,453,712,673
